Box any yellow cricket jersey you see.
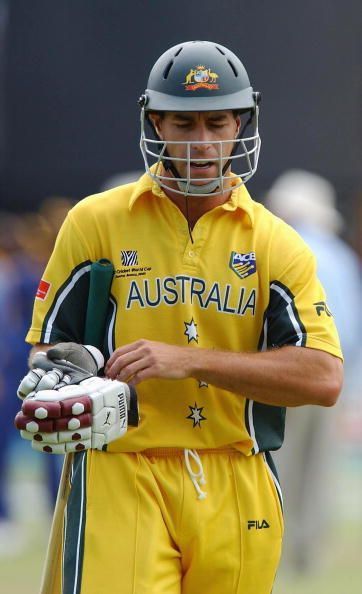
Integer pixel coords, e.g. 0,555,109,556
26,172,342,455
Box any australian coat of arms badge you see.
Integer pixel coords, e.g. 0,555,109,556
183,65,219,91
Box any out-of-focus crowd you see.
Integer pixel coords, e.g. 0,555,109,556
0,196,74,556
266,170,362,575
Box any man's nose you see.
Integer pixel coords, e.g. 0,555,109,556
190,125,214,151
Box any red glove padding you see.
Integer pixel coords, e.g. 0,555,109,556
14,377,132,454
15,395,92,442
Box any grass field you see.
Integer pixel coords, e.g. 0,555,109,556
275,522,362,593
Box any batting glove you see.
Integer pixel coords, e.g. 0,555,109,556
17,342,105,399
14,376,138,453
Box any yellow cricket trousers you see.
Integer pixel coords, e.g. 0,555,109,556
62,448,283,594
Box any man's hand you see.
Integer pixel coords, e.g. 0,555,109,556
105,339,193,385
17,343,104,399
14,376,138,453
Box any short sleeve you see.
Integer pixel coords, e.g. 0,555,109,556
25,212,92,345
260,246,343,360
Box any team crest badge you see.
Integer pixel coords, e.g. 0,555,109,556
183,65,219,91
229,251,257,280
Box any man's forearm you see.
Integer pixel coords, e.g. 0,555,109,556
105,339,343,407
188,345,343,408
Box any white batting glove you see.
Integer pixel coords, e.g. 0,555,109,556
14,376,138,453
17,343,104,400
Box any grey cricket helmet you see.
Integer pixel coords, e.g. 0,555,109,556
139,40,261,196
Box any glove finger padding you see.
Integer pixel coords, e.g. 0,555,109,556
17,343,104,400
17,368,48,399
15,376,138,453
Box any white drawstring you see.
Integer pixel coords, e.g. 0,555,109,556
184,449,207,500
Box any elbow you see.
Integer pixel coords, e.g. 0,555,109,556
316,359,344,407
319,380,342,407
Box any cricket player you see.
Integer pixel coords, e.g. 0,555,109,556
15,40,343,594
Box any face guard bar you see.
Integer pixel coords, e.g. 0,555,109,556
140,106,261,197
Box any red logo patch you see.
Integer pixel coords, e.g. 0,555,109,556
36,279,51,300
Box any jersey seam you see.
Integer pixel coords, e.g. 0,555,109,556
68,210,93,255
275,246,313,280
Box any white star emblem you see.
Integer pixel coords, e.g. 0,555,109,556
186,402,207,428
198,381,208,388
184,318,198,343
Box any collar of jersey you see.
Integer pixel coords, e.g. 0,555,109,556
129,167,255,228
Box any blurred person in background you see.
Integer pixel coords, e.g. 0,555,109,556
0,198,73,556
265,169,361,574
100,170,143,192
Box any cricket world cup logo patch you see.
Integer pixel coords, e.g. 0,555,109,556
229,251,257,280
183,65,219,91
121,250,138,267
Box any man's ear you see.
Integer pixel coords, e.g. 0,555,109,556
235,115,241,138
149,113,163,139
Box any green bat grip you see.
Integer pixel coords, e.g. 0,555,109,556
84,258,114,351
84,258,138,426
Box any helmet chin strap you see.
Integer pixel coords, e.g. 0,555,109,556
176,178,220,195
161,151,221,196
